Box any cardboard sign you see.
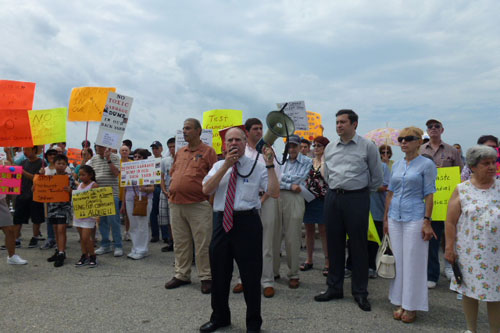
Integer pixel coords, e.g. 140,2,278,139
28,108,67,145
68,87,117,122
0,109,34,147
175,129,213,153
277,101,308,131
73,187,116,218
202,109,243,154
33,175,70,203
120,158,161,187
432,166,461,221
292,111,323,141
67,148,82,166
95,92,133,149
0,80,36,110
0,165,22,195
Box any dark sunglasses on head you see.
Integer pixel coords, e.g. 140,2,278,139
427,124,441,129
397,136,420,143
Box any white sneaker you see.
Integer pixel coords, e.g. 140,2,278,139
127,250,136,259
444,262,454,280
129,252,146,260
114,248,123,257
123,232,131,241
7,254,28,265
95,247,112,255
427,281,437,289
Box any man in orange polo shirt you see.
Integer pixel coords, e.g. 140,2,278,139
165,118,217,294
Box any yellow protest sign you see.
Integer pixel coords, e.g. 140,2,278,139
72,187,116,218
28,108,67,145
68,87,116,121
293,111,323,141
432,166,461,221
203,109,243,154
347,213,381,245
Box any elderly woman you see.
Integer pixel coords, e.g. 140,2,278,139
383,126,437,323
300,136,330,276
461,135,499,182
120,149,154,260
445,145,500,333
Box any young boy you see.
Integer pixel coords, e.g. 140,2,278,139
45,155,77,267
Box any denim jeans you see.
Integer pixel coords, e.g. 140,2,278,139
150,186,168,240
427,220,444,282
99,197,122,249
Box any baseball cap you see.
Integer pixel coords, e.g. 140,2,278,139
425,119,442,126
287,135,301,145
150,141,162,148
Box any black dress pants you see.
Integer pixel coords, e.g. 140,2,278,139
209,211,263,331
324,189,370,297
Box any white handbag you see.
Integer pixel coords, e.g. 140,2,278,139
376,234,396,279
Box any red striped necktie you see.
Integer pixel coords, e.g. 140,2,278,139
222,163,238,232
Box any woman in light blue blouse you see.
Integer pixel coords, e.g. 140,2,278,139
383,126,437,323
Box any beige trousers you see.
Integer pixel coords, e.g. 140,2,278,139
170,201,213,281
260,197,280,288
277,190,305,279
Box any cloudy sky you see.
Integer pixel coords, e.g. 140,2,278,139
1,0,499,155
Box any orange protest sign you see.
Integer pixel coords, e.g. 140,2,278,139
0,109,34,147
284,111,323,142
67,148,82,166
0,80,36,110
33,175,70,203
68,87,116,121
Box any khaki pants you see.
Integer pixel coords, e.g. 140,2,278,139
170,201,213,281
260,197,280,288
277,190,305,279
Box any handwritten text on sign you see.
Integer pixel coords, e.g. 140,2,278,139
277,101,308,131
0,109,34,147
68,87,116,122
431,166,461,221
28,108,67,145
33,175,70,203
202,109,242,154
0,165,22,195
175,129,213,153
95,92,133,149
120,158,161,187
0,80,36,110
73,187,116,218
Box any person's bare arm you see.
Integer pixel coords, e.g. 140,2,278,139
421,194,437,241
444,188,461,263
383,191,394,234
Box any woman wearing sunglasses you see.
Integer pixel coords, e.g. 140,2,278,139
383,126,437,323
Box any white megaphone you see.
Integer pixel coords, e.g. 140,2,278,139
255,110,295,153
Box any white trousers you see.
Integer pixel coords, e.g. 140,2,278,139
388,218,429,311
126,199,152,255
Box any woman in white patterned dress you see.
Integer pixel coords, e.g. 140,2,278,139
445,145,500,333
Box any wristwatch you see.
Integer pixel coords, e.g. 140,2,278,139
424,216,431,221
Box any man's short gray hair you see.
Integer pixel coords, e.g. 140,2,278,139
184,118,202,130
466,145,498,167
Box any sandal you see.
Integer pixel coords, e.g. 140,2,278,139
393,307,404,320
322,267,329,277
401,310,416,323
300,262,313,271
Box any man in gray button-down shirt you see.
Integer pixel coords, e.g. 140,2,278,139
314,109,383,312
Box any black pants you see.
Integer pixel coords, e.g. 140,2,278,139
346,220,384,270
209,212,263,331
324,189,370,297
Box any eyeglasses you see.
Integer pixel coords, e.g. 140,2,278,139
380,151,391,155
427,124,441,129
397,136,420,143
312,144,323,148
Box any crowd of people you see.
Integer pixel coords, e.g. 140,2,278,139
1,111,499,333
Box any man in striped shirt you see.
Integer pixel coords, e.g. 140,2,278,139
277,135,312,289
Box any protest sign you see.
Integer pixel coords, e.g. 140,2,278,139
68,87,116,122
292,111,323,141
0,165,22,195
0,80,36,110
33,175,70,203
277,101,308,131
95,92,133,149
72,187,116,218
28,108,67,145
431,166,461,221
120,158,161,187
67,148,82,166
347,213,381,245
202,109,243,154
175,129,213,153
0,109,33,147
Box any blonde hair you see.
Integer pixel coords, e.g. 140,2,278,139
399,126,423,139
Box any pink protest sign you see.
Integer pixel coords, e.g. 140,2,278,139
0,165,23,195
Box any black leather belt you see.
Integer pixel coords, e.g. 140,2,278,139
332,187,368,194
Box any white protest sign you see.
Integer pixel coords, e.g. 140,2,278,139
96,92,133,149
277,101,308,131
120,157,161,187
175,129,213,152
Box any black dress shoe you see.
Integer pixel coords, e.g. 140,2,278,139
165,277,191,289
314,289,344,302
354,296,371,311
199,321,230,332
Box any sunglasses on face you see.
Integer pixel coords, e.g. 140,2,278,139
427,124,441,129
312,144,323,148
397,136,420,143
380,151,391,155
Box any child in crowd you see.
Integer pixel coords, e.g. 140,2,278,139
43,155,77,267
73,165,99,267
